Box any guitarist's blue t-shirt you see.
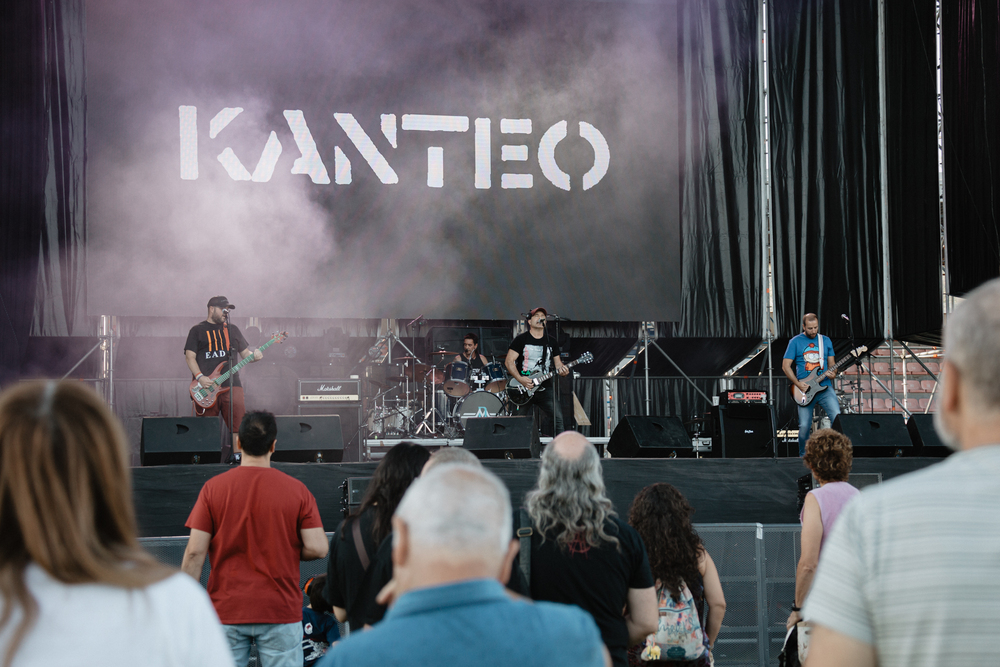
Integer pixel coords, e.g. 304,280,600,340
185,321,249,387
784,333,833,388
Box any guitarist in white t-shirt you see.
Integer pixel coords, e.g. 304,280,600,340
782,313,839,457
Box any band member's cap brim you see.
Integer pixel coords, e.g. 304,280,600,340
207,296,236,310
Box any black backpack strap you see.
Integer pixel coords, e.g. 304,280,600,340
517,508,533,593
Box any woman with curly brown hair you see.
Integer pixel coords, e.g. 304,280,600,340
628,483,726,666
786,428,859,630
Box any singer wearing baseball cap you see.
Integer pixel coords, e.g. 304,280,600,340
184,296,263,462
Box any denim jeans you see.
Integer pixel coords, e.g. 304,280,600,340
797,386,841,457
224,621,302,667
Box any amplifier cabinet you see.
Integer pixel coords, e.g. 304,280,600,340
298,379,360,402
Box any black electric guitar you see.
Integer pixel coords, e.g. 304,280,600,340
506,352,593,406
189,331,288,408
790,345,867,407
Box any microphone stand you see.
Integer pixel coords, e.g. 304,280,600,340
844,315,862,414
224,310,236,463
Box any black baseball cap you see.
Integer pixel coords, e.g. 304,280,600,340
207,296,235,310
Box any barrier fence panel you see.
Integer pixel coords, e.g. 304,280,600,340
140,523,801,666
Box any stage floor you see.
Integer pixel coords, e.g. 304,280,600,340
133,456,944,537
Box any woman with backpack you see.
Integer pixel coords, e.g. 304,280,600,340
628,483,726,666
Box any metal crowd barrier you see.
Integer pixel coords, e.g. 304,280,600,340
140,523,800,667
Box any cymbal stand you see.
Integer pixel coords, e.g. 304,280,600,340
414,377,436,435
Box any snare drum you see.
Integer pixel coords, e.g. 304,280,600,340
453,391,504,428
484,361,507,393
443,361,471,397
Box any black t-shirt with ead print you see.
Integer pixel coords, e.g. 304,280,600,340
184,321,249,387
508,331,561,387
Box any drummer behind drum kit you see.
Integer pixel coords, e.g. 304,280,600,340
367,349,512,438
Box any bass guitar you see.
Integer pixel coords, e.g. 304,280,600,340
790,345,867,407
506,352,594,407
189,331,289,409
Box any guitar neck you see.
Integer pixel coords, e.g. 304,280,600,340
529,357,586,385
214,336,279,385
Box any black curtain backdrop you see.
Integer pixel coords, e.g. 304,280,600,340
886,0,942,341
0,1,47,386
768,0,884,340
942,0,1000,296
676,0,762,339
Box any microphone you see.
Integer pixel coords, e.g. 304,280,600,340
841,313,850,322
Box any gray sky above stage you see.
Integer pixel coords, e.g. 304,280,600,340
85,0,681,320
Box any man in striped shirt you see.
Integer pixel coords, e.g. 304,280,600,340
804,277,1000,666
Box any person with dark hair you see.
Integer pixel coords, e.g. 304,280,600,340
453,332,488,369
0,380,233,667
786,428,858,631
506,307,569,442
628,483,726,666
324,441,430,630
182,410,328,667
302,575,339,667
516,431,657,667
185,295,263,462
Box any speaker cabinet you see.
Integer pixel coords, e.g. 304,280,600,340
297,404,361,461
140,416,222,466
271,415,344,462
607,416,692,458
463,417,534,459
833,414,912,457
715,404,774,458
906,414,953,457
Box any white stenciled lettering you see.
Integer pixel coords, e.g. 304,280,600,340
334,113,399,184
178,107,609,189
401,114,469,188
284,110,330,184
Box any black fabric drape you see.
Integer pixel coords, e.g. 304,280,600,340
942,0,1000,296
0,1,48,386
886,0,942,341
768,0,884,340
676,0,762,338
33,0,87,337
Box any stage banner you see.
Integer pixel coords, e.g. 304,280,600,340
85,0,683,321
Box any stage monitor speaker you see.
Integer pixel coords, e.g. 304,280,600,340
607,416,692,458
297,404,361,461
906,414,953,457
140,416,221,466
271,415,344,463
833,414,912,457
715,404,773,458
463,417,534,459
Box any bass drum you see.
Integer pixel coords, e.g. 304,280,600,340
453,391,504,429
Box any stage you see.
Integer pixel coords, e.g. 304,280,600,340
133,456,944,537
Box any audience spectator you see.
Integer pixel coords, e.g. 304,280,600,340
182,410,328,667
517,431,658,667
324,442,429,629
302,575,339,667
628,483,726,666
805,277,1000,666
786,429,858,630
0,380,233,667
319,464,610,667
423,445,483,470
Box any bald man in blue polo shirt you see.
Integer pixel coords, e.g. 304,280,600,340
318,463,609,667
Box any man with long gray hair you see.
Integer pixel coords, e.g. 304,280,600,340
803,277,1000,666
518,431,658,667
319,463,609,667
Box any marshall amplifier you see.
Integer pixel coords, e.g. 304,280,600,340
298,379,360,403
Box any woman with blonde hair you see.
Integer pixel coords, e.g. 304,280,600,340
0,381,233,667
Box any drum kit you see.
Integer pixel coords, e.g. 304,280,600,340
367,348,515,438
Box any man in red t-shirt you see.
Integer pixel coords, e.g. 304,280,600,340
182,411,328,667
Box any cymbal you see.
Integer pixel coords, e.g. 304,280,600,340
395,356,420,361
432,350,459,355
